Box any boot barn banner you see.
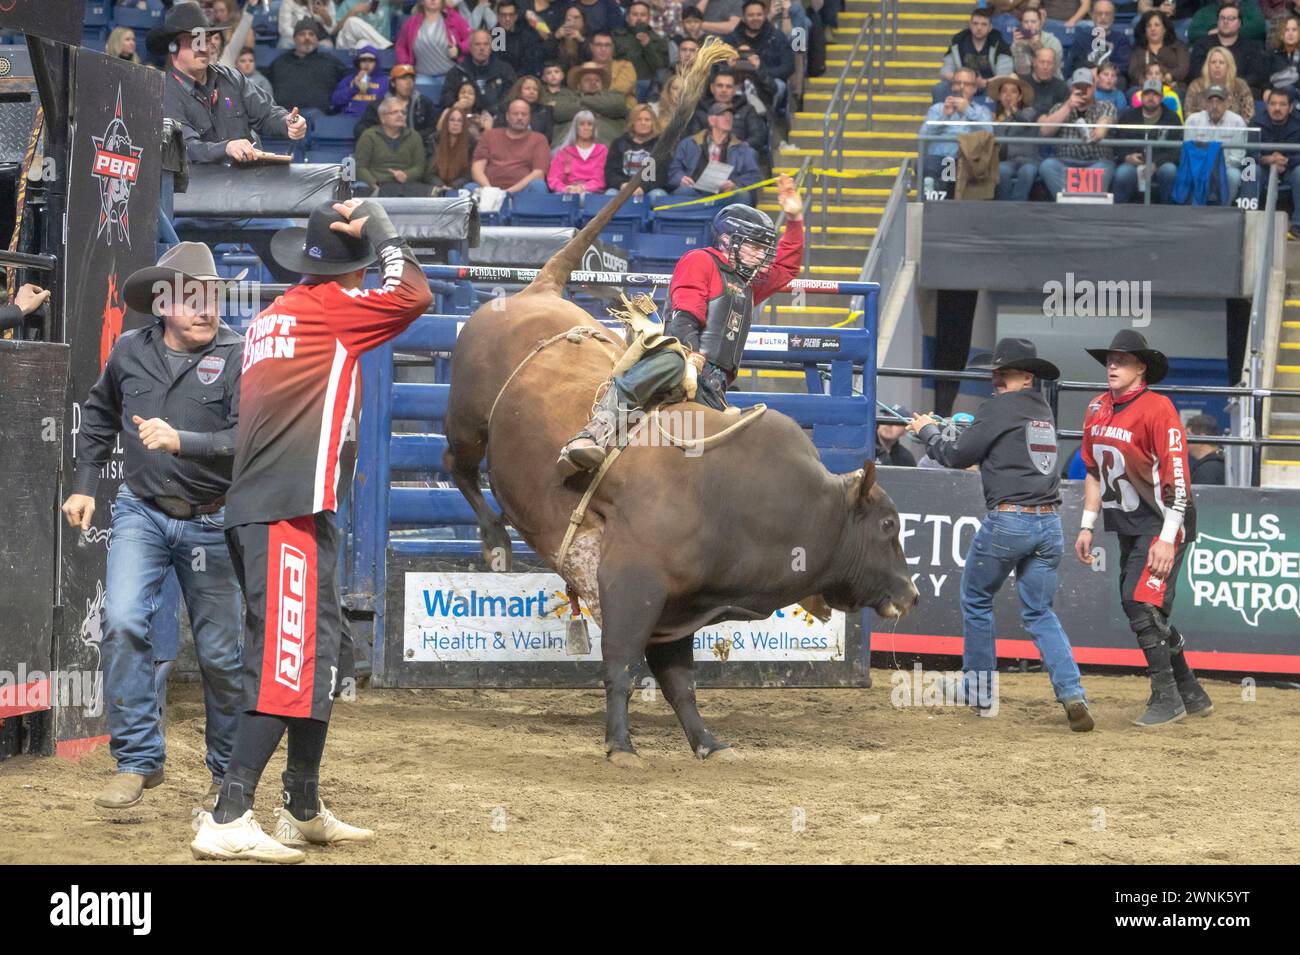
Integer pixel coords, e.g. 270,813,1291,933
55,50,162,754
0,0,87,46
870,469,1300,675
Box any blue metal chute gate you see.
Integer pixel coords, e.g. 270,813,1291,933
347,265,881,688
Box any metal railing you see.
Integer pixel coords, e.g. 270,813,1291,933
1245,162,1282,484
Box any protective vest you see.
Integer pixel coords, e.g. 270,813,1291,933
698,254,754,372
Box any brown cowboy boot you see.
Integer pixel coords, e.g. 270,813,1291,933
557,388,623,476
94,769,165,809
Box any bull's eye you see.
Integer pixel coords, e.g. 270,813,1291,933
880,517,897,536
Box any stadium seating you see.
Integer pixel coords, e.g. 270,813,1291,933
629,232,704,273
508,192,581,227
579,193,648,229
111,5,162,30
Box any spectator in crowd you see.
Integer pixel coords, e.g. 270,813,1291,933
548,109,609,192
236,48,274,97
1255,86,1300,234
1093,60,1130,112
495,0,547,78
1040,0,1090,30
279,0,336,47
500,74,555,141
0,283,50,336
988,74,1040,200
332,47,389,117
572,30,638,108
1186,46,1256,119
1129,59,1183,116
268,19,350,113
605,103,669,195
731,45,778,111
279,0,394,49
650,0,687,44
876,411,917,467
107,26,142,64
552,61,630,143
726,1,796,95
700,0,743,35
939,8,1013,101
471,96,552,191
526,0,567,35
1185,414,1227,484
554,6,592,70
569,0,628,34
1038,67,1117,196
336,0,403,46
1010,6,1064,79
615,1,672,82
921,68,992,193
154,2,306,164
674,5,709,48
355,94,430,195
208,0,255,55
1184,84,1248,199
446,80,495,135
668,102,763,197
396,0,472,103
689,68,769,163
1189,3,1267,93
654,72,686,127
540,59,570,106
1113,78,1183,202
1068,0,1133,75
1270,15,1300,100
428,106,478,192
1029,46,1071,112
440,28,516,116
465,0,498,31
1129,9,1190,88
356,64,439,149
1189,0,1266,45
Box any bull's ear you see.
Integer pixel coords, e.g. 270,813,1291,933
858,461,876,508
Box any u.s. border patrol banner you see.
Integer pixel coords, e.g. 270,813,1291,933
403,572,846,663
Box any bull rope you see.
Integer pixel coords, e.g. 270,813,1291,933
648,402,767,451
486,325,620,430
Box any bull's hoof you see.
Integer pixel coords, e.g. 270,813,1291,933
606,750,644,769
700,745,742,762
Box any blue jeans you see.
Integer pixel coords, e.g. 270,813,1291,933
1038,156,1115,198
102,487,243,780
959,511,1085,707
1112,160,1178,203
996,160,1038,200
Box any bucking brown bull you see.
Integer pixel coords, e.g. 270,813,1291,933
445,40,917,765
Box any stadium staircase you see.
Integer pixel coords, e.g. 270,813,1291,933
1266,286,1300,484
761,0,962,332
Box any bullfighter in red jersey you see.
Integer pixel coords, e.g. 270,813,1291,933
558,176,805,474
1074,330,1214,727
191,199,433,862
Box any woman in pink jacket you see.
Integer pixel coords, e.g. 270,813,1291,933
396,0,470,104
547,111,608,194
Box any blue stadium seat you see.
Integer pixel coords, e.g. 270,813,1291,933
508,192,580,227
328,48,353,65
113,6,162,30
255,45,280,69
378,48,398,70
82,27,109,51
308,144,353,165
629,232,702,273
85,2,112,28
580,192,648,227
649,196,720,241
311,112,358,144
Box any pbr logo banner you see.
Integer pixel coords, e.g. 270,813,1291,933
0,0,86,47
54,50,162,751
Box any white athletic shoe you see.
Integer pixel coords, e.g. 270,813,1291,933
191,810,306,864
273,803,375,847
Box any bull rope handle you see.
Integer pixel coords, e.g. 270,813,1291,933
3,104,43,340
650,403,767,451
486,325,619,430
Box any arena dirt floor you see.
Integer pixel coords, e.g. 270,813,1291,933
2,670,1297,864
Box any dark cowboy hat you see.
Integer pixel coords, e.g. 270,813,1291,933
122,242,246,315
146,2,225,57
969,337,1060,380
1086,328,1168,384
270,202,377,276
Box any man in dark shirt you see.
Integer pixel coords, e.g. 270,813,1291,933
1186,413,1227,484
875,407,917,466
1188,2,1267,95
1256,86,1300,234
907,338,1093,731
1113,79,1183,204
1066,0,1132,75
61,242,245,811
493,0,546,79
440,28,517,117
153,1,306,164
267,19,350,114
614,1,672,82
1028,46,1069,115
687,69,769,165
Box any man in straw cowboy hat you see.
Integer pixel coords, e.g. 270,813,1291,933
190,198,431,862
908,338,1094,732
1074,330,1214,727
62,242,247,809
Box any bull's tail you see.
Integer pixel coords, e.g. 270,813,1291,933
522,37,736,298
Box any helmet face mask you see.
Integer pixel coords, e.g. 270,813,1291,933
711,204,777,282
